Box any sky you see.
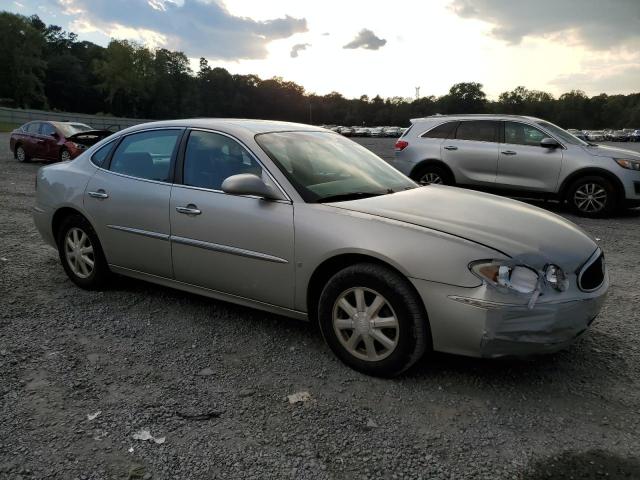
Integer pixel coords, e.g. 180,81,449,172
5,0,640,100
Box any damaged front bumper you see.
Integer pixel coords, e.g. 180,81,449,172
409,271,609,358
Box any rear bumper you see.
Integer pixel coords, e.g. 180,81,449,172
409,274,608,358
32,205,56,248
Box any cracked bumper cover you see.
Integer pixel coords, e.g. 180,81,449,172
409,272,609,358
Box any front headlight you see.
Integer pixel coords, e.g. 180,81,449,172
71,142,87,150
470,261,539,294
545,264,569,292
614,158,640,170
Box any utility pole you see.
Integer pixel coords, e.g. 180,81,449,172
308,101,313,124
415,86,421,100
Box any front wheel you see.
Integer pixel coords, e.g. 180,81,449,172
318,263,431,377
56,214,110,289
566,176,618,218
59,148,71,162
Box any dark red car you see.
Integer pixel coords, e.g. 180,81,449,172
9,121,112,163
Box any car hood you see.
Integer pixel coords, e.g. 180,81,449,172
582,144,640,160
66,130,113,146
330,186,597,270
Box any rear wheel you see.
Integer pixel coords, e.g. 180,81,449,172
15,145,29,163
318,263,430,377
566,176,618,218
412,164,453,186
56,214,110,289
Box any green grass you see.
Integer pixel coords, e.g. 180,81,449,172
0,122,19,132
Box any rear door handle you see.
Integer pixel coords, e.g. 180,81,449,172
501,150,517,155
176,204,201,215
443,145,458,151
88,190,109,199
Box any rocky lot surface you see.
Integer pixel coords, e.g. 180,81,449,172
1,132,639,479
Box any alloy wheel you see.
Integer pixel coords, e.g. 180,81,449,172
574,183,607,214
64,227,95,279
332,287,399,362
60,149,71,162
16,146,26,162
419,173,443,185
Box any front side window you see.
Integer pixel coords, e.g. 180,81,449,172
455,121,499,142
421,121,458,139
504,122,547,147
256,131,416,203
109,129,180,182
183,130,263,190
40,123,57,137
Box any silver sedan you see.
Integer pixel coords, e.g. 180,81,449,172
33,119,609,377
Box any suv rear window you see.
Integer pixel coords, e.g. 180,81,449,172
455,121,499,142
421,121,458,139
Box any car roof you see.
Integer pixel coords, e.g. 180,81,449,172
118,118,325,136
409,114,545,123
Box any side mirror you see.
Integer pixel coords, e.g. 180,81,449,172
221,174,285,200
540,137,560,149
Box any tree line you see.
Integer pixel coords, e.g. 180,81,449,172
1,11,639,129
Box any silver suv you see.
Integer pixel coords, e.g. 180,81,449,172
392,114,640,217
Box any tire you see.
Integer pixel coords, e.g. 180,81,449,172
56,214,110,289
15,144,29,163
59,147,71,162
318,263,431,377
566,175,618,218
412,164,454,186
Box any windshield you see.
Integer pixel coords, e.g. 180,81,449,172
256,131,416,203
535,120,588,146
55,122,92,137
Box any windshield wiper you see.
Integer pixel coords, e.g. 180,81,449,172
316,190,391,203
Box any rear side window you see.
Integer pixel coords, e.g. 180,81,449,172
109,130,181,182
90,141,114,167
183,130,262,190
421,121,458,139
504,122,547,147
455,121,499,142
25,122,41,134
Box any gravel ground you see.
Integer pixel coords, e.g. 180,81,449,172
1,133,639,479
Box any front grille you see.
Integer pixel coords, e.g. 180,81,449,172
578,252,605,291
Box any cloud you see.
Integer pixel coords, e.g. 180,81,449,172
52,0,307,60
290,43,310,58
343,29,387,50
551,63,640,95
449,0,640,49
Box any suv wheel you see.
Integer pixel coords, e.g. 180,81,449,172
566,176,617,218
413,165,453,186
318,263,430,377
56,214,110,289
15,145,29,163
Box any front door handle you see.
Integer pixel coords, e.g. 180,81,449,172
88,190,109,199
501,150,517,155
176,204,202,215
443,145,458,151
